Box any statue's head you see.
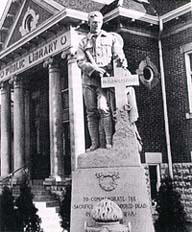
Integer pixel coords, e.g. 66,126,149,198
88,11,103,34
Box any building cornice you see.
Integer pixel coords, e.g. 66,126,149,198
104,6,159,25
0,8,88,60
0,2,191,60
92,0,114,4
104,3,192,26
160,2,192,23
119,7,159,25
0,0,13,29
33,0,64,11
5,0,27,48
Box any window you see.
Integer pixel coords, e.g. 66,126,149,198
19,7,39,36
24,14,34,33
145,152,162,200
149,165,160,200
185,52,192,114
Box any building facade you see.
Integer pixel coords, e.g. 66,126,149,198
0,0,192,220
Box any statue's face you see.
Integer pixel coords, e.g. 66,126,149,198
89,17,103,34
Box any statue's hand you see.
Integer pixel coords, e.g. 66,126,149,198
94,67,106,76
115,58,127,69
91,67,110,78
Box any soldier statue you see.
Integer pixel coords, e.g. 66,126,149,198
77,11,142,152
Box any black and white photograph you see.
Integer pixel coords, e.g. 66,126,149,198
0,0,192,231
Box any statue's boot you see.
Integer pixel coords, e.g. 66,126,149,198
103,116,113,149
86,119,99,152
99,119,106,148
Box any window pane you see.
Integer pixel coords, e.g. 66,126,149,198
149,165,158,200
189,53,192,70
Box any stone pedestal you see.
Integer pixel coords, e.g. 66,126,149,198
70,110,154,232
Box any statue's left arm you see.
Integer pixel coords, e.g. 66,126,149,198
111,33,128,69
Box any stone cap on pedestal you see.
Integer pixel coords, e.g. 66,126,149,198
92,199,123,223
78,146,141,169
85,199,131,232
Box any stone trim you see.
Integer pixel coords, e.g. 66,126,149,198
145,152,162,164
183,51,192,114
0,8,88,60
160,2,192,23
181,42,192,54
104,6,159,25
4,0,26,49
19,7,40,36
32,0,64,12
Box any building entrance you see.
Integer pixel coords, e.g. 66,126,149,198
29,71,50,179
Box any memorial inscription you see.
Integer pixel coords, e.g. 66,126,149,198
72,194,148,218
71,167,154,232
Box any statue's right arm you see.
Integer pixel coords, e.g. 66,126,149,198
76,39,96,77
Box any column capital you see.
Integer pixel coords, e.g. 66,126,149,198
9,75,23,88
66,53,78,66
43,56,60,69
0,81,10,92
61,46,77,61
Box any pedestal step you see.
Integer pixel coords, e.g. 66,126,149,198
32,181,63,232
31,181,58,202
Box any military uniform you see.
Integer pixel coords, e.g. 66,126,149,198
77,30,127,149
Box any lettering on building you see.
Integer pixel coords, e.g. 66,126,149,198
0,32,70,80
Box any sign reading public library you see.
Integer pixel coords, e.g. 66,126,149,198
0,31,71,81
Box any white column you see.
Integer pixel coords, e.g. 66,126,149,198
24,88,31,170
46,57,64,181
13,76,25,179
67,54,85,170
0,82,11,177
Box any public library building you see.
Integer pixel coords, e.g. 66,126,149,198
1,0,192,220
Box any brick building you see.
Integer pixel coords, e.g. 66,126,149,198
0,0,192,226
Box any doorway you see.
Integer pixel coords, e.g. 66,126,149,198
29,74,50,179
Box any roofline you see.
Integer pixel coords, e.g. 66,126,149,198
5,0,27,49
0,0,12,29
0,8,88,59
92,0,114,4
104,2,192,25
160,2,192,23
0,1,191,59
0,0,64,31
104,6,159,25
36,0,64,11
1,1,191,29
4,0,64,48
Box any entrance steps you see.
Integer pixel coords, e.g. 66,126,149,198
31,180,63,232
34,202,63,232
9,179,64,232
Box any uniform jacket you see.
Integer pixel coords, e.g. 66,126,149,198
77,30,127,86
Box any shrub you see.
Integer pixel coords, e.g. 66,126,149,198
58,183,71,231
0,186,16,232
14,180,42,232
155,176,188,232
